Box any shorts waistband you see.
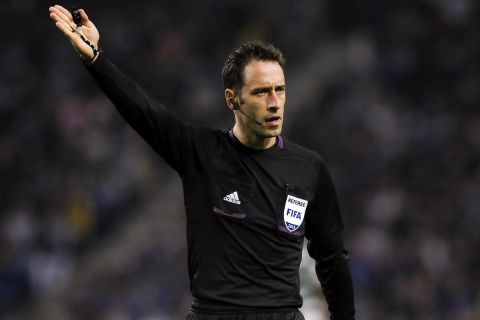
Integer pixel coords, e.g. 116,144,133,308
191,299,299,315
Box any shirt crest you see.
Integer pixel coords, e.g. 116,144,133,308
283,195,308,232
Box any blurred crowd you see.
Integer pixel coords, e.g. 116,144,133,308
1,0,479,319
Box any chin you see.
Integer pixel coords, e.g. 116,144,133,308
262,127,282,138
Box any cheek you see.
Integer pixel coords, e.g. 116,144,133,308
248,103,264,115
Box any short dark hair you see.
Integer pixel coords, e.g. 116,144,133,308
222,40,286,91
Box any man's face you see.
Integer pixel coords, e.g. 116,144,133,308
236,59,286,141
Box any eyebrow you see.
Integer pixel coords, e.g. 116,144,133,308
250,85,286,94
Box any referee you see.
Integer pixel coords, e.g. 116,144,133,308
49,5,355,320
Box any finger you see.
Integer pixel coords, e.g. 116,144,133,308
50,12,75,32
79,9,90,24
55,4,73,21
54,20,76,41
51,6,76,29
49,8,75,31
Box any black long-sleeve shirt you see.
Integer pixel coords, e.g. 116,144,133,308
85,53,355,319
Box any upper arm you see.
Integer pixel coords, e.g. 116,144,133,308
305,162,345,260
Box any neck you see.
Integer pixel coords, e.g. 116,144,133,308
232,124,276,150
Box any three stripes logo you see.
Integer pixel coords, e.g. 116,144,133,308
223,191,241,205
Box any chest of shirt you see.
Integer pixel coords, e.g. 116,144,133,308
204,142,318,239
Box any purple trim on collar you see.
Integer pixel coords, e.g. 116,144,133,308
277,135,284,149
227,129,284,150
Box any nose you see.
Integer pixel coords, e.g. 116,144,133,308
267,92,280,111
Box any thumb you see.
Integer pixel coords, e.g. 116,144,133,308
79,9,90,25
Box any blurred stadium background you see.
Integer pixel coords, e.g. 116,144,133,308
1,0,479,319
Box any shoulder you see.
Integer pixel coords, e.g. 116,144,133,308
280,138,334,185
281,137,327,169
185,125,231,152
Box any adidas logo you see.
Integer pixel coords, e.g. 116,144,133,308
223,191,241,205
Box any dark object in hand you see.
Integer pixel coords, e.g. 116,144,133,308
70,6,82,26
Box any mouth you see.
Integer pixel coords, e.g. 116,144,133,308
265,116,282,126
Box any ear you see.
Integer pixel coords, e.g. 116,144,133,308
225,89,236,111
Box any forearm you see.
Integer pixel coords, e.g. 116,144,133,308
308,236,355,320
315,249,355,320
85,52,190,172
86,52,169,138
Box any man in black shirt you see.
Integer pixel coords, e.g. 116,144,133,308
49,5,355,320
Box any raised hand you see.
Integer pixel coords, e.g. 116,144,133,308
49,5,100,62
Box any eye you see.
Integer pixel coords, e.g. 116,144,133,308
276,86,286,93
254,89,268,96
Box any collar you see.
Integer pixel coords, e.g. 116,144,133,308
227,129,284,151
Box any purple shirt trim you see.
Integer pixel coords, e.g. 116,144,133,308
277,225,303,236
213,206,247,219
277,135,284,149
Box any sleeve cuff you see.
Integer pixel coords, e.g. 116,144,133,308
83,49,105,69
